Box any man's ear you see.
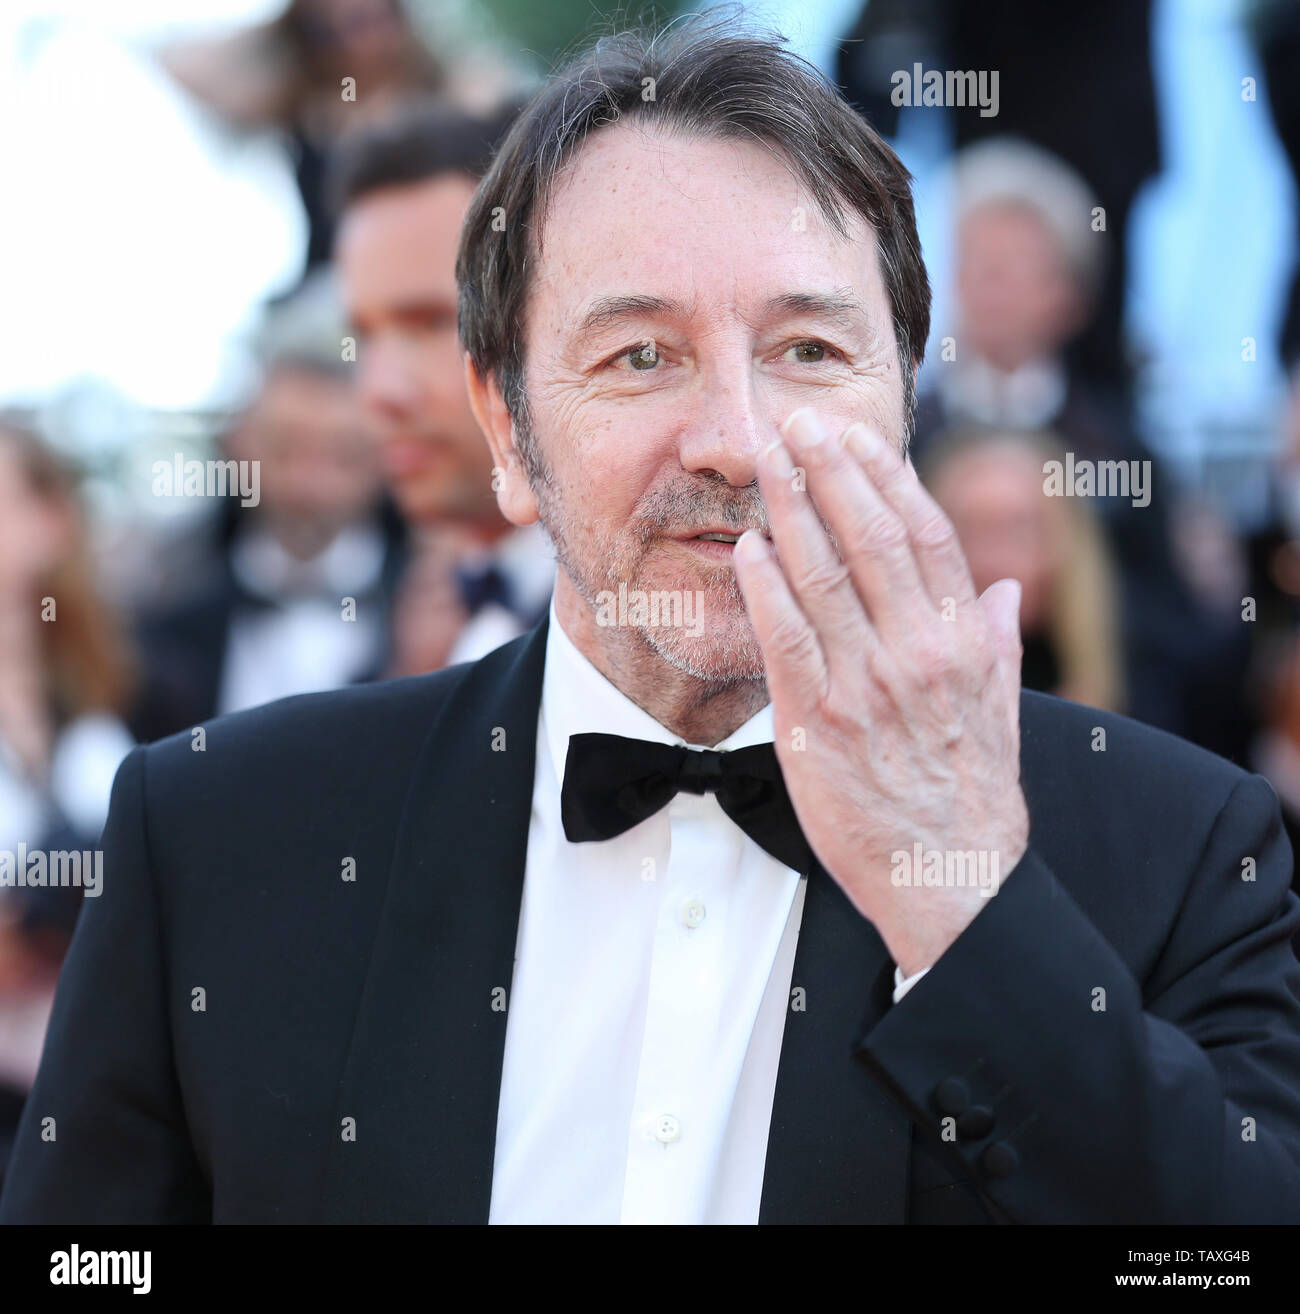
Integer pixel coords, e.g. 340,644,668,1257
464,353,540,528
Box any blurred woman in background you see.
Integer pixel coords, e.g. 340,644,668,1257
920,424,1125,714
0,419,137,1188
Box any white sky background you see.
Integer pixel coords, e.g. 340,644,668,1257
0,0,301,410
0,0,1295,495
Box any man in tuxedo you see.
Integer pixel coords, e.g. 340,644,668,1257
3,21,1300,1224
131,273,406,742
333,100,554,663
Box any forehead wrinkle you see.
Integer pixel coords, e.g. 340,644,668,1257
536,119,832,267
549,203,887,361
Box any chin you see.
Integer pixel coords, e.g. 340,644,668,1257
602,554,757,682
392,480,444,526
396,477,478,527
637,602,766,685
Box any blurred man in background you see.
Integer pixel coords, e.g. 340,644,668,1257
333,99,555,668
915,140,1151,474
133,272,404,740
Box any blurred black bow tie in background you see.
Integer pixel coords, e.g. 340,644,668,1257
454,559,516,618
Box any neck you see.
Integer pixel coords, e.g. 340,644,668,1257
554,576,769,747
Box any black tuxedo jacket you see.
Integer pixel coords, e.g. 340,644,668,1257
3,617,1300,1224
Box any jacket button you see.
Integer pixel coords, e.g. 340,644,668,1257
980,1141,1019,1179
957,1105,995,1140
932,1078,969,1116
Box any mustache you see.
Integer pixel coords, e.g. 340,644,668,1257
627,479,838,551
630,481,772,544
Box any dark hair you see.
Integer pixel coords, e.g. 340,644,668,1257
456,17,932,442
0,417,136,722
331,97,524,215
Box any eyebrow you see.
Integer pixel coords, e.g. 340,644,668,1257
764,290,872,336
572,288,873,341
382,296,458,319
575,294,686,337
351,295,457,324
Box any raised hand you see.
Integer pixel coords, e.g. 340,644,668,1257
732,408,1029,976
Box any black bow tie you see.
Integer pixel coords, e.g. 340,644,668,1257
455,560,515,618
560,732,816,876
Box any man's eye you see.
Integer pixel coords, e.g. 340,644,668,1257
617,341,660,370
787,340,838,364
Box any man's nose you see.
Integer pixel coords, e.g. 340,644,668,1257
677,367,772,487
356,336,421,424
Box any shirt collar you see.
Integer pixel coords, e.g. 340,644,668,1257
542,595,775,790
230,524,385,601
939,353,1067,429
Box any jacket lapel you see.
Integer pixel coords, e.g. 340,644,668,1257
759,860,911,1223
318,618,549,1222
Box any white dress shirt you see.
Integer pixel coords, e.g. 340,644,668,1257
935,354,1068,430
488,599,925,1224
217,526,386,716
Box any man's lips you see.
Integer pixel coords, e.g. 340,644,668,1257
674,526,770,542
668,528,770,560
381,438,448,478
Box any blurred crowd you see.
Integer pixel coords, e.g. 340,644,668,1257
3,0,1300,1185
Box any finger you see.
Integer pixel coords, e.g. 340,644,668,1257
841,423,977,610
780,407,933,638
757,414,874,665
731,525,828,708
978,577,1025,737
978,577,1023,667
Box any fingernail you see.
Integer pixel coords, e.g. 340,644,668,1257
763,437,793,473
845,424,897,465
841,424,875,461
784,410,824,448
735,529,766,561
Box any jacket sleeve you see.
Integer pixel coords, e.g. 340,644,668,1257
0,746,210,1222
855,773,1300,1223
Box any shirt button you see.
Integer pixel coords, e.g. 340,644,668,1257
654,1115,681,1144
679,898,706,928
